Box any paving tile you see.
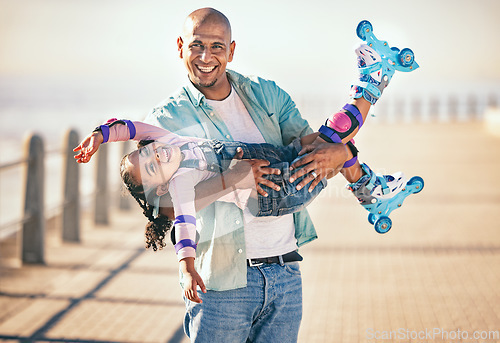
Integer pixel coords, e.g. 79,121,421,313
45,300,185,343
0,298,69,337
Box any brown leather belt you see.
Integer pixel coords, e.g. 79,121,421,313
247,251,303,267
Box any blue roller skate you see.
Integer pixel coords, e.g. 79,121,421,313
348,163,424,234
351,20,419,105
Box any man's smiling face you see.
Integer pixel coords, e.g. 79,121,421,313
178,16,235,100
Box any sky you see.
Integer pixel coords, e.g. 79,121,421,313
0,0,499,126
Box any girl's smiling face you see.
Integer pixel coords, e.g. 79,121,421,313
126,142,182,194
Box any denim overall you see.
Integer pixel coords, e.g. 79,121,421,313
179,139,327,217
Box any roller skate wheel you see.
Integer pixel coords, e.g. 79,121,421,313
374,216,392,234
356,20,373,40
408,176,424,193
368,213,376,225
398,48,415,68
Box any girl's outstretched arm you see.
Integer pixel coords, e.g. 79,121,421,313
74,118,207,164
73,118,181,164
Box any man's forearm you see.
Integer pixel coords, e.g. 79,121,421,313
159,169,245,219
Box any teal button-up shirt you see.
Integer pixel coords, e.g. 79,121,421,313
144,70,318,291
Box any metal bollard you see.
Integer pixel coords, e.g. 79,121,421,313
448,95,459,121
62,129,80,242
94,143,109,225
22,134,45,264
429,97,440,121
411,97,422,121
467,95,478,120
488,93,498,109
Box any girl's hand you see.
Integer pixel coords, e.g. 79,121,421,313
73,131,104,163
183,269,207,303
180,257,207,303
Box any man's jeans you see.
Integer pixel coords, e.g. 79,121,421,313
201,140,327,216
184,262,303,342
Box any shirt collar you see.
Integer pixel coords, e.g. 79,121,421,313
185,78,205,107
183,70,250,107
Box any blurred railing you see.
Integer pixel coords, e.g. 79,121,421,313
296,92,499,123
0,130,132,265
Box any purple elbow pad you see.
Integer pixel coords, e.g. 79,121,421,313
174,239,197,254
174,215,197,226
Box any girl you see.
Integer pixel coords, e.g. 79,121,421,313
74,41,418,281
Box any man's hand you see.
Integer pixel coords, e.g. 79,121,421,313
73,131,104,163
289,142,348,192
223,147,282,197
180,257,207,304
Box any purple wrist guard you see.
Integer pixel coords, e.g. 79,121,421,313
100,125,110,143
343,156,358,168
95,119,136,143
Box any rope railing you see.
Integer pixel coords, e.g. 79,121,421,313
0,158,29,171
0,130,132,265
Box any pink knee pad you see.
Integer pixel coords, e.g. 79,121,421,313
326,111,353,132
318,104,363,144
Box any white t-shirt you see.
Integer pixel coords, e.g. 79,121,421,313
206,88,297,259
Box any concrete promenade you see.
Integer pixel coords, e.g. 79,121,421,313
0,122,499,343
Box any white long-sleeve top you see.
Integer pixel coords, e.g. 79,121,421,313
105,120,250,260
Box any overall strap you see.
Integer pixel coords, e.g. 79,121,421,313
178,141,223,173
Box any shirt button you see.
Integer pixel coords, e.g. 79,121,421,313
235,220,240,225
238,249,243,254
225,135,231,139
210,112,214,116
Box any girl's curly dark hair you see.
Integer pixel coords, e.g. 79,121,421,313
120,146,173,251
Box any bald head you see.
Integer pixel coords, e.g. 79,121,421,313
182,8,232,41
177,7,235,100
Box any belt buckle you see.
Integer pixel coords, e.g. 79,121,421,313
248,259,263,267
278,255,284,266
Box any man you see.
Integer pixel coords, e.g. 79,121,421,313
145,8,346,342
